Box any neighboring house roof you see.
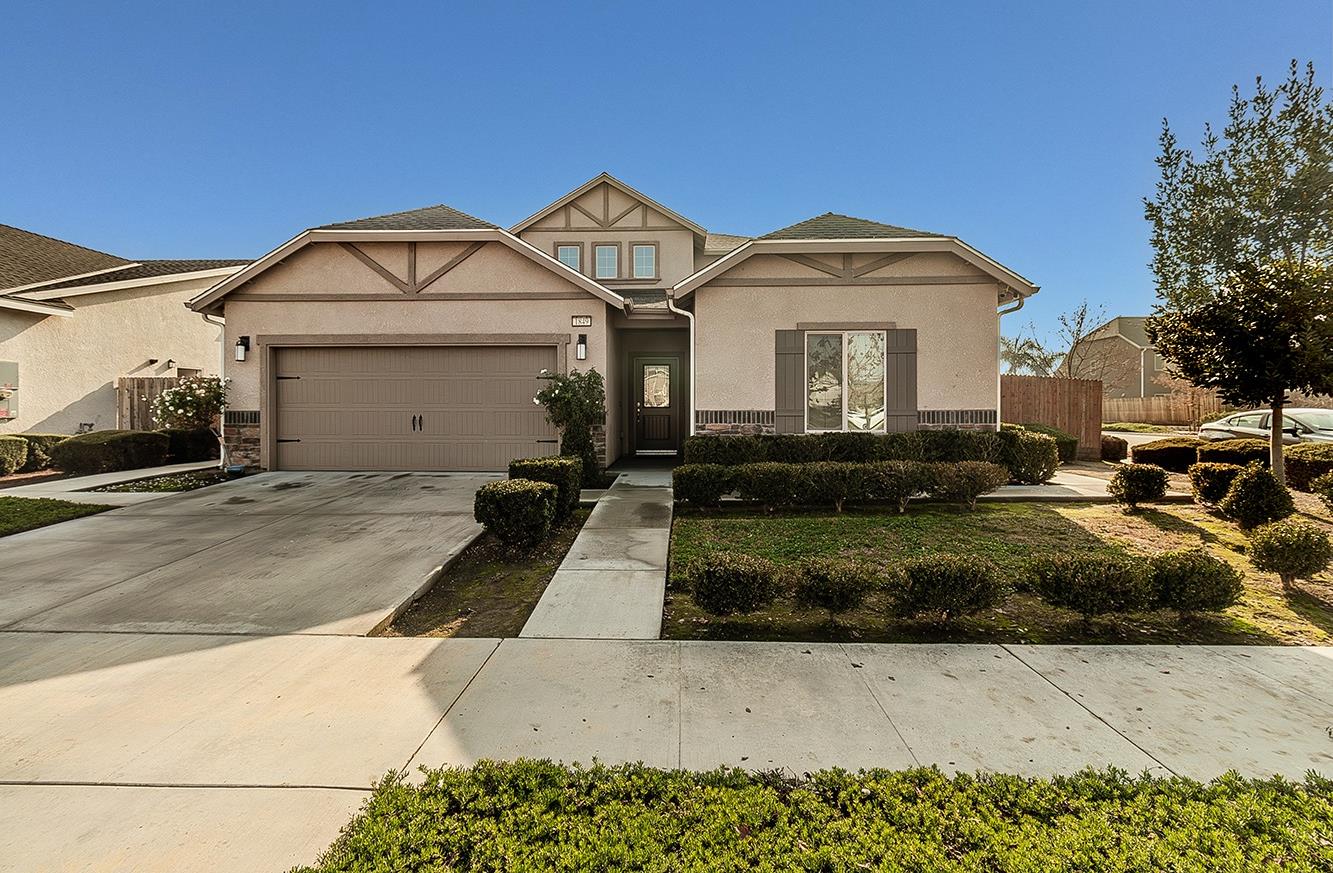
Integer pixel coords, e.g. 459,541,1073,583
0,293,74,317
318,204,496,231
760,212,944,240
509,172,709,238
1088,315,1153,348
25,259,250,293
703,232,750,253
0,223,131,290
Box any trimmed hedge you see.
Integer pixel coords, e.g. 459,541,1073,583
295,760,1333,873
1188,462,1243,507
805,461,869,512
683,429,1024,476
1149,548,1244,614
1197,438,1269,467
1108,464,1168,510
509,456,582,519
1285,442,1333,492
925,461,1010,510
866,460,932,512
1314,471,1333,513
1020,422,1078,463
671,464,733,508
1218,463,1294,529
159,428,220,463
473,478,557,545
17,433,70,472
47,430,170,475
998,428,1059,484
1031,554,1153,619
793,557,878,617
1249,519,1333,589
0,435,27,476
1100,434,1128,462
890,555,1006,623
733,462,809,510
1130,436,1204,472
689,552,781,616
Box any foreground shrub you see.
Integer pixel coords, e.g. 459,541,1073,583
998,428,1059,484
16,433,70,472
1285,442,1333,492
793,558,878,619
891,555,1006,623
1219,463,1294,529
1108,464,1169,511
158,427,220,463
48,430,170,475
0,435,26,476
1100,434,1128,462
689,552,781,616
817,432,883,462
1149,549,1244,615
1031,555,1153,620
1249,519,1333,590
1314,471,1333,513
763,433,826,463
1188,462,1243,507
1131,436,1204,473
683,435,764,465
472,478,557,546
534,368,606,487
865,460,931,512
1197,438,1269,467
296,760,1333,873
803,461,870,511
1020,423,1078,463
509,456,582,519
925,461,1009,510
734,462,808,510
685,430,1023,476
671,464,733,507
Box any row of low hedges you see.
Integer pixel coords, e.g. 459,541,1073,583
682,428,1059,485
0,428,218,477
1131,437,1333,492
1018,422,1078,462
474,455,585,545
674,461,1010,511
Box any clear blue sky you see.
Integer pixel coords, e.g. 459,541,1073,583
1,1,1326,340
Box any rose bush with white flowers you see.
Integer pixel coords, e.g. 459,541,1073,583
533,368,605,486
151,375,228,431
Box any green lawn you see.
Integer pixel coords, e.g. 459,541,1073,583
666,502,1333,645
0,496,113,537
294,760,1331,873
1102,422,1179,433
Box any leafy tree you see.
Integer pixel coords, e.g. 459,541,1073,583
1000,332,1059,376
1144,61,1333,484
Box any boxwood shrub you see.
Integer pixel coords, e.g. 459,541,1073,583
1100,434,1128,462
48,429,170,475
16,433,71,472
689,552,781,616
472,478,558,546
1130,436,1204,472
1285,442,1333,492
1249,519,1333,589
0,435,27,476
1108,463,1169,511
793,557,878,618
925,461,1009,510
1149,548,1244,615
734,462,809,510
1031,554,1153,620
508,456,582,519
671,464,733,508
804,461,869,511
998,428,1059,484
1020,422,1078,462
890,555,1006,623
682,434,764,465
1218,462,1294,529
1314,471,1333,513
1197,438,1269,467
158,427,220,463
1188,462,1244,507
865,460,932,512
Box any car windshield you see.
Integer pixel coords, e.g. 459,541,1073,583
1293,411,1333,430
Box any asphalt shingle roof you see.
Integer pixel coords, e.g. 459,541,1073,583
703,232,750,253
29,259,250,292
760,212,944,241
318,203,496,231
0,224,131,290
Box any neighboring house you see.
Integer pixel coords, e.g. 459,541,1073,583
0,224,248,434
189,173,1038,471
1067,316,1169,399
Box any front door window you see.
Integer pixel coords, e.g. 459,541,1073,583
643,365,670,408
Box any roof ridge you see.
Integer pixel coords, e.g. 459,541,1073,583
0,223,132,264
317,202,496,231
759,211,945,240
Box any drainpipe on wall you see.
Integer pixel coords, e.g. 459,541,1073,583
201,311,227,469
996,290,1025,431
666,294,696,436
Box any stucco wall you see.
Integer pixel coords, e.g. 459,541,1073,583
518,228,697,287
0,278,222,434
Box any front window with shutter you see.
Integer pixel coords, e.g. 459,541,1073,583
805,331,887,432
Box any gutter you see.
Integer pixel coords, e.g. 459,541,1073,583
200,311,229,469
995,290,1024,430
665,294,696,436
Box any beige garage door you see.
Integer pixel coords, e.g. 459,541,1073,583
273,345,559,471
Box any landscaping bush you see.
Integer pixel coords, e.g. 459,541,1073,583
817,432,884,462
793,557,878,619
865,460,931,512
534,368,606,487
1108,464,1169,511
1197,438,1269,467
1149,548,1244,615
1218,462,1294,529
1031,555,1153,620
1249,519,1333,590
1020,423,1078,463
804,461,869,511
1188,462,1244,507
689,552,781,616
671,464,733,508
686,430,1013,471
158,427,220,463
911,428,1005,464
509,456,582,519
0,435,27,476
1130,436,1204,473
734,462,809,510
890,555,1006,623
924,461,1009,510
17,433,70,472
472,478,558,546
1285,442,1333,492
761,433,826,463
997,428,1059,484
1314,471,1333,513
1100,434,1128,462
47,430,170,475
683,435,764,465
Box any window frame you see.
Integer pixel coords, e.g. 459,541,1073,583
593,243,620,280
803,329,888,434
630,242,658,279
555,242,583,273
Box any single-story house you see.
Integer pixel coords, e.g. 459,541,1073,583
189,173,1038,471
0,223,248,434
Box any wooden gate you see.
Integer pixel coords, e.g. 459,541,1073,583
1000,375,1103,460
116,377,178,430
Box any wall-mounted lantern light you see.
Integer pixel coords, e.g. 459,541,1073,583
576,333,587,361
166,359,176,369
235,336,250,362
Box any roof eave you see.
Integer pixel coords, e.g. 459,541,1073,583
0,262,143,296
0,296,74,317
19,265,247,301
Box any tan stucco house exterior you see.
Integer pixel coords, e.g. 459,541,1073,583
189,174,1038,471
0,224,247,434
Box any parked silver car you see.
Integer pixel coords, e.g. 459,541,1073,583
1199,408,1333,443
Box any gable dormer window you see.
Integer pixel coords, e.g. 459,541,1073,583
556,244,581,271
594,244,619,279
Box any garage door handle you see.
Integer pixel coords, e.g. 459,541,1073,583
277,438,301,443
411,414,419,432
536,439,558,444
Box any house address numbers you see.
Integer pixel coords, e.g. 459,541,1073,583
571,315,593,327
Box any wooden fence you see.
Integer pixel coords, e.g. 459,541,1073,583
116,377,178,430
1102,393,1223,427
1000,375,1103,459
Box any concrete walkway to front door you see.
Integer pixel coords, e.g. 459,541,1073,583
520,476,672,639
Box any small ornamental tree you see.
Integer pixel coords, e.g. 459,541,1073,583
534,368,606,487
151,375,228,431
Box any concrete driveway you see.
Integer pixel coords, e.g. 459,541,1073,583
0,471,494,635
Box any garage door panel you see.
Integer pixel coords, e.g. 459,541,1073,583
273,345,559,471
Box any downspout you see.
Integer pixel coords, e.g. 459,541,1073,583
666,293,696,436
200,311,228,469
996,290,1025,430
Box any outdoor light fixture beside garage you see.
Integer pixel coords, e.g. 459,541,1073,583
576,334,587,361
235,336,250,362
